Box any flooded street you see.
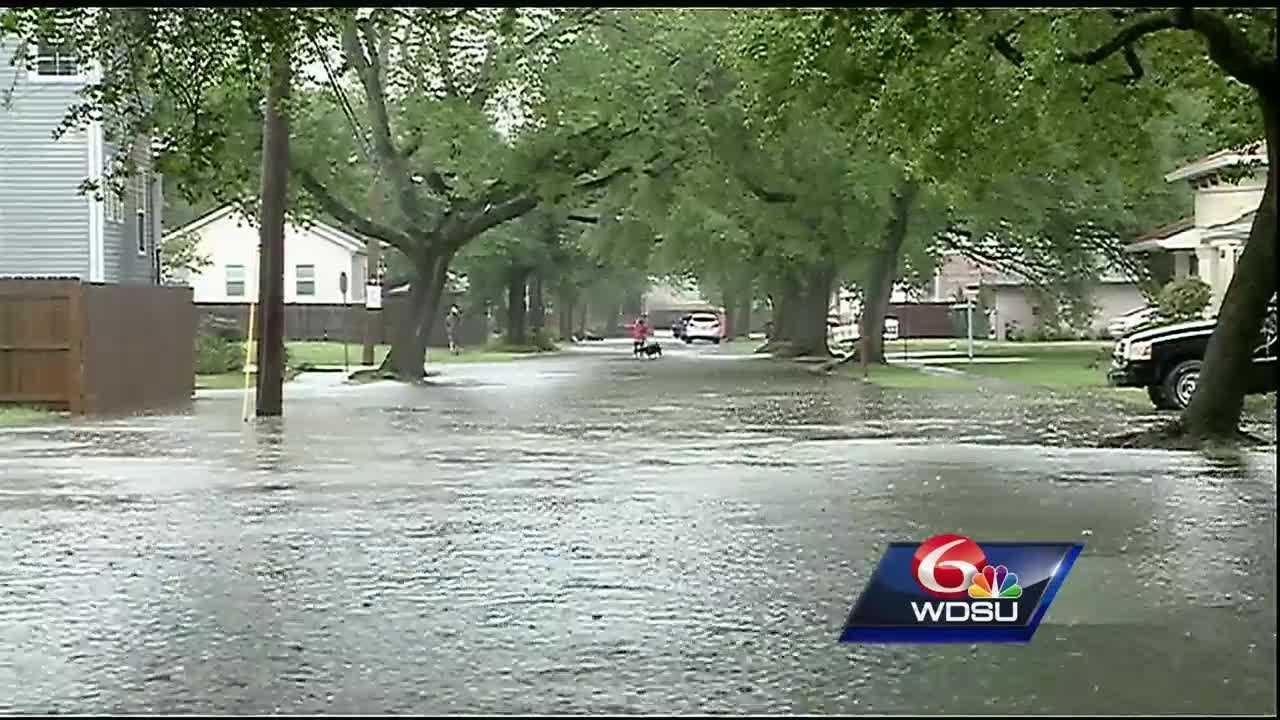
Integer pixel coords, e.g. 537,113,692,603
0,340,1275,714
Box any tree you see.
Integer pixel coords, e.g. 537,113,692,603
988,8,1277,439
2,7,335,415
728,8,1194,368
156,231,211,284
282,8,686,379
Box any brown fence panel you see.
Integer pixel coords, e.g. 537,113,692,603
887,302,958,338
80,283,196,415
0,280,81,410
195,290,489,348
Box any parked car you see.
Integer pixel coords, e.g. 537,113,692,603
672,314,691,340
683,311,723,344
1107,306,1161,339
1108,301,1277,410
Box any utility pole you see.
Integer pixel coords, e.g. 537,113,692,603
362,231,382,366
254,25,291,417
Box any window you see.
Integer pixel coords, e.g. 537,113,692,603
136,170,149,255
104,182,124,224
295,264,315,296
225,265,245,297
34,42,80,78
1188,253,1199,279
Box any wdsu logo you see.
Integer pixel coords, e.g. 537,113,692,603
840,534,1082,643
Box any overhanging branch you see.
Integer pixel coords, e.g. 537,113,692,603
1064,9,1270,90
294,165,418,251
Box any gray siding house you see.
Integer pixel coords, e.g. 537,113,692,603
0,38,161,283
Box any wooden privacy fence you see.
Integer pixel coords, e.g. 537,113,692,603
196,293,490,348
0,279,195,414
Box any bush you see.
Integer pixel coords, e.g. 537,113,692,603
1157,278,1212,321
195,334,244,374
530,327,558,352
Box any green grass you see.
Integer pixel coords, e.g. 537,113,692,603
956,348,1112,389
196,372,256,390
0,405,61,427
841,363,977,390
285,341,390,367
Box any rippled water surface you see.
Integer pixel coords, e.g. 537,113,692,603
1,341,1275,714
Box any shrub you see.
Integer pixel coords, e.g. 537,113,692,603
1157,278,1212,321
530,327,558,352
195,334,244,374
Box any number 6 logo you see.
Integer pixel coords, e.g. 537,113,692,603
912,534,988,599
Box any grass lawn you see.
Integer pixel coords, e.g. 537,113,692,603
285,341,391,368
952,346,1114,390
196,372,256,390
845,363,977,390
0,405,61,427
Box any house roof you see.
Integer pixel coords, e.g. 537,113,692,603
1133,217,1194,244
1165,140,1268,183
1125,217,1199,253
162,204,381,255
1202,209,1256,244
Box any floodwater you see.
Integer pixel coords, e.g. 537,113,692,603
0,339,1275,714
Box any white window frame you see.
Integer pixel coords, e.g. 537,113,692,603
104,179,125,224
136,170,149,255
225,265,246,298
29,41,86,84
295,264,316,297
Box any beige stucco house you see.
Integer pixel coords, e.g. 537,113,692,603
1128,141,1267,313
930,252,1143,340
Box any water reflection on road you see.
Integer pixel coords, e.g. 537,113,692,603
0,340,1274,714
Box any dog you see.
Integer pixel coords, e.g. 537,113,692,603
634,341,663,359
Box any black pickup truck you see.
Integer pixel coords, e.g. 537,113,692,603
1108,302,1277,410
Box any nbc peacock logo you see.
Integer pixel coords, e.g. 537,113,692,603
841,532,1084,643
967,564,1022,599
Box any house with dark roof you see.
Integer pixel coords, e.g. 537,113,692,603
162,205,378,305
1128,141,1267,312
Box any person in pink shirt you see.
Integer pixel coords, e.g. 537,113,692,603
631,313,651,354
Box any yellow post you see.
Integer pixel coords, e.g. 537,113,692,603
242,302,257,422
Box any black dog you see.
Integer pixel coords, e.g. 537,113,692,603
634,341,663,359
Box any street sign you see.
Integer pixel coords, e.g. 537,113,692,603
365,283,382,310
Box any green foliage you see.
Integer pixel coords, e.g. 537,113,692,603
1158,277,1213,321
158,231,211,284
195,334,244,374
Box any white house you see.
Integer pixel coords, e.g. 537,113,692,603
163,205,375,305
1128,141,1267,312
931,252,1145,340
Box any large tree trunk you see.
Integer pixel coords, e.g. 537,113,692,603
774,273,800,341
739,295,753,338
860,180,918,369
506,267,529,346
557,286,576,341
528,270,545,334
254,37,291,417
1181,94,1278,438
793,264,835,357
578,301,589,336
383,252,449,381
722,291,739,340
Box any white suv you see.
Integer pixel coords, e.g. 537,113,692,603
683,312,722,343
